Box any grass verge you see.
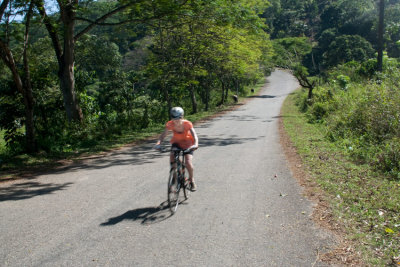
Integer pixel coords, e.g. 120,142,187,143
281,89,400,266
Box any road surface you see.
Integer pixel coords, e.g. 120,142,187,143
0,70,334,266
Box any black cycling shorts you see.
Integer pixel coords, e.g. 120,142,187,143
171,143,194,155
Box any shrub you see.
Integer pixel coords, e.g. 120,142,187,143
375,138,400,178
336,75,350,90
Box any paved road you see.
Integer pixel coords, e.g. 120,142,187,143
0,70,334,266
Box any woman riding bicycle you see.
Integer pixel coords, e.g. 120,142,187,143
155,107,199,191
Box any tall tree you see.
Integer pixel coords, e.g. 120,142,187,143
377,0,385,71
35,0,189,121
0,0,37,152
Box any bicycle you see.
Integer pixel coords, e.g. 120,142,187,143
167,146,193,214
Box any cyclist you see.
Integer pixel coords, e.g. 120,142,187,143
155,107,199,191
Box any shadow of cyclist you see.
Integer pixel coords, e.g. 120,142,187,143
100,201,175,226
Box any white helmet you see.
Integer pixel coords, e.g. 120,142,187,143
170,107,184,119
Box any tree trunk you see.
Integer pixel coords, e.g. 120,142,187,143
189,85,198,114
59,3,83,121
59,60,83,121
0,41,37,152
22,1,37,152
161,80,171,118
308,87,313,100
219,80,225,105
205,86,210,111
23,96,36,152
225,80,230,102
377,0,385,72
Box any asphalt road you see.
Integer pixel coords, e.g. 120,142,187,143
0,70,334,266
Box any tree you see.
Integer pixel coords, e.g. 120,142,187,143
0,0,36,152
323,35,375,67
293,64,315,100
149,0,270,113
272,37,312,68
35,0,190,121
385,2,400,58
377,0,385,71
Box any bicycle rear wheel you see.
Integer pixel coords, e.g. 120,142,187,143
168,168,180,213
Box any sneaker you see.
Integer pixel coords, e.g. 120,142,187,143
190,181,197,192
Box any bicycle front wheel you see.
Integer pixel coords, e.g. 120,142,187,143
168,168,180,213
182,168,190,200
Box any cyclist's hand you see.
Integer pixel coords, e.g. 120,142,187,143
154,144,161,151
189,145,198,151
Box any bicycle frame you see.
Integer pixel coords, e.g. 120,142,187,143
171,147,186,176
168,146,190,213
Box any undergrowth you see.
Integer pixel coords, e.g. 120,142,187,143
282,88,400,266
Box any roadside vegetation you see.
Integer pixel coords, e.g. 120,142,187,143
282,79,400,266
270,0,400,265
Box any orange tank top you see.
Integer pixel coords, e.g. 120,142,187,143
166,120,195,149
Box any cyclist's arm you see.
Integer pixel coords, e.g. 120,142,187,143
156,128,169,146
190,128,198,148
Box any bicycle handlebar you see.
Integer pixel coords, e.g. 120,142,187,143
171,146,196,153
155,145,198,153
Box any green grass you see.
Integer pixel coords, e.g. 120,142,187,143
281,90,400,266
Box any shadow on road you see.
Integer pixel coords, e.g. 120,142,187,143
41,140,166,174
100,201,175,226
218,114,262,122
248,94,277,98
10,107,277,181
34,134,262,175
0,181,73,202
199,136,261,147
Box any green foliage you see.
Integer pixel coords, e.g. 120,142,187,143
283,91,400,265
0,76,25,153
0,0,268,159
272,37,312,68
75,35,122,80
323,35,375,67
336,74,350,90
297,61,400,178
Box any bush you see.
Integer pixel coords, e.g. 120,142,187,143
297,61,400,178
375,138,400,178
326,76,400,177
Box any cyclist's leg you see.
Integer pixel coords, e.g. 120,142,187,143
170,152,175,166
170,144,180,169
184,154,196,190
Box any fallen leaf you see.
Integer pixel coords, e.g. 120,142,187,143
385,228,395,234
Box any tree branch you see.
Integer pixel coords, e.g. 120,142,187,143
74,0,190,40
75,15,148,26
74,3,131,40
0,40,24,95
35,0,63,61
0,0,9,20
